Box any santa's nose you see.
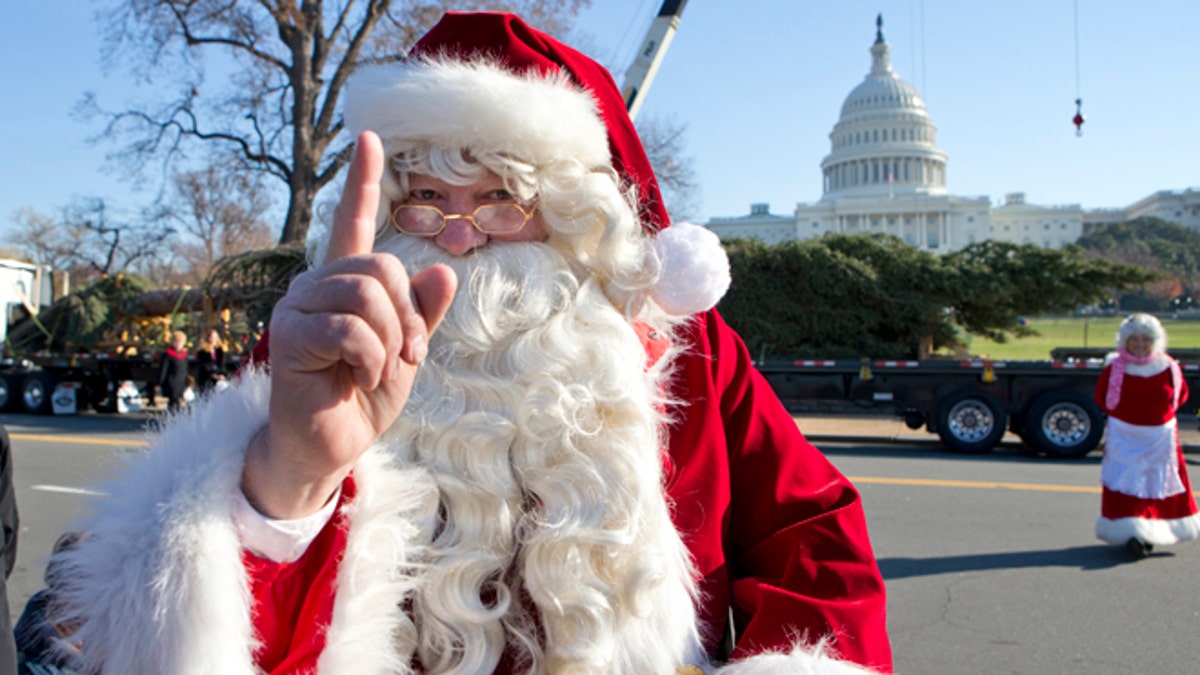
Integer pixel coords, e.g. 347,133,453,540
433,216,488,256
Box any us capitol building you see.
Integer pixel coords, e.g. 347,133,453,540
705,16,1200,251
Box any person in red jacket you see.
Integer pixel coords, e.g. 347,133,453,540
39,12,891,674
1094,313,1200,558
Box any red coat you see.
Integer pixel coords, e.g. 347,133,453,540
245,309,893,672
663,310,891,669
1094,361,1187,425
1094,360,1198,525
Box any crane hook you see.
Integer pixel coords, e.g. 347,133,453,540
1073,98,1085,136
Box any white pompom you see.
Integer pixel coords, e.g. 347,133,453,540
650,222,731,316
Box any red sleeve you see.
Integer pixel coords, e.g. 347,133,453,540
1177,364,1189,413
665,309,893,672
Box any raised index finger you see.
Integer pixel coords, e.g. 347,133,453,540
326,130,385,264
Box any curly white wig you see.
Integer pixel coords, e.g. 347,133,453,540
1117,312,1167,354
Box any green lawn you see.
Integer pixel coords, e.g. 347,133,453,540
954,316,1200,361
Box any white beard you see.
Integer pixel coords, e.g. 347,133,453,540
372,234,701,674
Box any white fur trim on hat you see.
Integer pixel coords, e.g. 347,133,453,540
345,58,611,170
651,222,731,316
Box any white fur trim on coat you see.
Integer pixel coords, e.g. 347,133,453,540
50,372,272,674
1096,513,1200,546
651,221,731,316
711,640,882,674
47,370,432,675
1106,351,1171,378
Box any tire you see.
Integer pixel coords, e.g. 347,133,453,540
1021,389,1104,459
0,374,11,411
20,373,55,414
935,387,1008,453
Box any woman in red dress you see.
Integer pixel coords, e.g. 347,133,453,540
1094,313,1200,557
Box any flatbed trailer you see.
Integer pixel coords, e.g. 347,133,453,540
0,352,246,415
757,350,1200,458
7,342,1197,459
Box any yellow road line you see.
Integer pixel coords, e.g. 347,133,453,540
4,440,1196,498
31,484,107,496
9,433,147,447
848,475,1100,493
850,475,1200,497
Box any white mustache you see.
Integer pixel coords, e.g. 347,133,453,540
375,233,582,355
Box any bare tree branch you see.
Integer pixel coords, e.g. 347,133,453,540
157,165,275,284
88,0,594,245
636,114,699,223
7,198,178,286
162,0,290,69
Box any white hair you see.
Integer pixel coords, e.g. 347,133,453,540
1117,312,1167,354
369,233,700,673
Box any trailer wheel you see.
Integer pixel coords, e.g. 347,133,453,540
935,388,1007,453
21,373,55,414
1022,390,1104,459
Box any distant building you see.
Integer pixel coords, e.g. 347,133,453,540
706,16,1191,251
990,192,1082,249
1082,188,1200,234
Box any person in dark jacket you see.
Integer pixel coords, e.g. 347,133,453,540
15,532,80,675
194,329,227,395
156,331,189,412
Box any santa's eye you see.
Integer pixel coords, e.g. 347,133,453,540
485,188,515,201
408,189,439,201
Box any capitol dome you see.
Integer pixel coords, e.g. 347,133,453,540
707,13,1087,255
839,67,925,119
821,15,947,199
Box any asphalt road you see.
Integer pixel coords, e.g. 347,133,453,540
821,441,1200,675
1,411,1198,674
0,411,155,621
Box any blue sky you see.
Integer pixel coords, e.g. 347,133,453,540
2,1,1197,240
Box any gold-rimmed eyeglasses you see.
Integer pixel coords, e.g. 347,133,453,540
390,203,536,237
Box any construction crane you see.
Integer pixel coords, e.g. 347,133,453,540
620,0,688,121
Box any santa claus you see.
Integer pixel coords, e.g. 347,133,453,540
36,12,891,675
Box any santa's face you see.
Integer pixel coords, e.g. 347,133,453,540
1125,333,1152,357
390,173,548,256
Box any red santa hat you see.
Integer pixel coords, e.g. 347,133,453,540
343,11,729,317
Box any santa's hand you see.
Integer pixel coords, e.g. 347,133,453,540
242,131,457,519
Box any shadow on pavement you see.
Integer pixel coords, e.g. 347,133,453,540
0,411,162,435
817,442,1104,467
877,544,1160,579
